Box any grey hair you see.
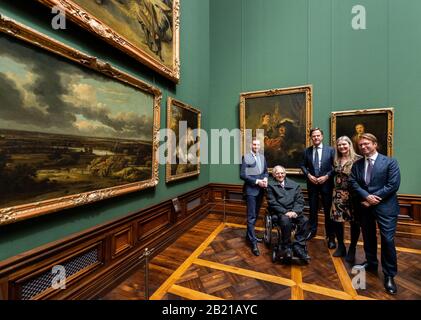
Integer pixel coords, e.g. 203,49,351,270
272,165,286,176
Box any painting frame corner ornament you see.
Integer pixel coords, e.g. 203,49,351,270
166,97,201,183
330,107,394,157
239,84,313,175
37,0,181,83
0,15,161,226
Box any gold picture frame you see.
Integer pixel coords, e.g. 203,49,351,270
37,0,180,83
0,15,161,225
240,85,313,175
331,108,394,156
166,97,201,183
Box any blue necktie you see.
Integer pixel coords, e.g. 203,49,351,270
365,158,373,184
255,154,262,173
314,147,320,176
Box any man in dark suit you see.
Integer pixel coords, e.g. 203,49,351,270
266,165,309,262
349,133,401,295
301,128,336,249
240,138,268,256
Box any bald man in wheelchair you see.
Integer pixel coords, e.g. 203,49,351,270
266,165,310,263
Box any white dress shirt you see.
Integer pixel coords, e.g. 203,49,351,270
313,143,323,170
364,152,378,182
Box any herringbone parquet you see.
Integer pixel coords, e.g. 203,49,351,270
101,214,421,300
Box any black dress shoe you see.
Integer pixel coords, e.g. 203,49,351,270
384,276,397,295
327,239,336,249
332,244,346,257
345,246,356,263
353,261,378,273
283,247,293,260
293,245,310,261
251,244,260,256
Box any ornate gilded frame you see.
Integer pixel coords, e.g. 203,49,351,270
331,108,394,156
0,15,161,225
166,97,201,183
37,0,180,83
240,85,313,175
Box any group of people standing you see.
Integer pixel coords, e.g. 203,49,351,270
240,128,401,295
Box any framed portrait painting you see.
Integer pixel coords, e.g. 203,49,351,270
166,97,200,183
37,0,180,82
0,15,161,225
331,108,394,156
240,85,313,174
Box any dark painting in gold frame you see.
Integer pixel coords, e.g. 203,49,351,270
331,108,394,156
166,97,200,183
37,0,180,82
0,15,161,225
240,85,313,174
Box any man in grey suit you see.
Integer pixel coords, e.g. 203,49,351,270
266,165,310,262
240,138,268,256
349,133,401,295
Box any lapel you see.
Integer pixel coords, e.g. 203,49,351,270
308,147,315,169
320,145,326,167
371,154,385,182
356,157,366,183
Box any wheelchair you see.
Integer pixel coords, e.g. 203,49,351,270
263,208,310,264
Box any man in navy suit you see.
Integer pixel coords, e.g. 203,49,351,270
349,133,401,295
301,128,336,249
240,138,268,256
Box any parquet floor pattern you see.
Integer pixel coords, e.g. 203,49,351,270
101,214,421,300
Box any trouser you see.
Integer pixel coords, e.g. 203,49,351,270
246,192,264,244
278,214,309,247
334,221,361,248
360,208,398,277
308,184,335,238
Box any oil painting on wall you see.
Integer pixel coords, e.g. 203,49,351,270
166,98,200,183
0,16,160,225
331,108,394,156
240,85,312,174
38,0,180,82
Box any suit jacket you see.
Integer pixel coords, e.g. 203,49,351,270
301,145,335,189
266,177,304,216
349,153,401,216
240,152,268,196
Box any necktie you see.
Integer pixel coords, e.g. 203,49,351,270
255,154,262,173
365,158,373,184
314,147,320,176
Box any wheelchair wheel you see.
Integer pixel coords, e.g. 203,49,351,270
263,214,272,247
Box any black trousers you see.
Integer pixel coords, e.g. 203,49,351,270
360,208,398,277
308,183,334,238
246,192,264,244
278,214,309,247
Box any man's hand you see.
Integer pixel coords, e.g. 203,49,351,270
285,211,298,219
308,174,318,184
257,179,267,188
366,194,382,205
317,175,329,184
361,201,371,208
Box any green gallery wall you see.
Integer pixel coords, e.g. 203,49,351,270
1,0,420,261
209,0,421,194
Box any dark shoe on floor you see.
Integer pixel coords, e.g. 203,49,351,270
384,276,397,295
251,244,260,256
345,247,356,263
332,244,346,257
293,245,310,261
353,261,378,273
327,237,336,249
283,247,293,260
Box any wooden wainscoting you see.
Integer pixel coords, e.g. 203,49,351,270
208,183,421,239
0,185,211,300
0,183,419,300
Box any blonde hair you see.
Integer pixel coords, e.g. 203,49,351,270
334,136,357,164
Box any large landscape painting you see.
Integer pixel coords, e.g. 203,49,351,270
0,16,160,225
38,0,180,82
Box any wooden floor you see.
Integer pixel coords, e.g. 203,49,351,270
100,214,421,300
